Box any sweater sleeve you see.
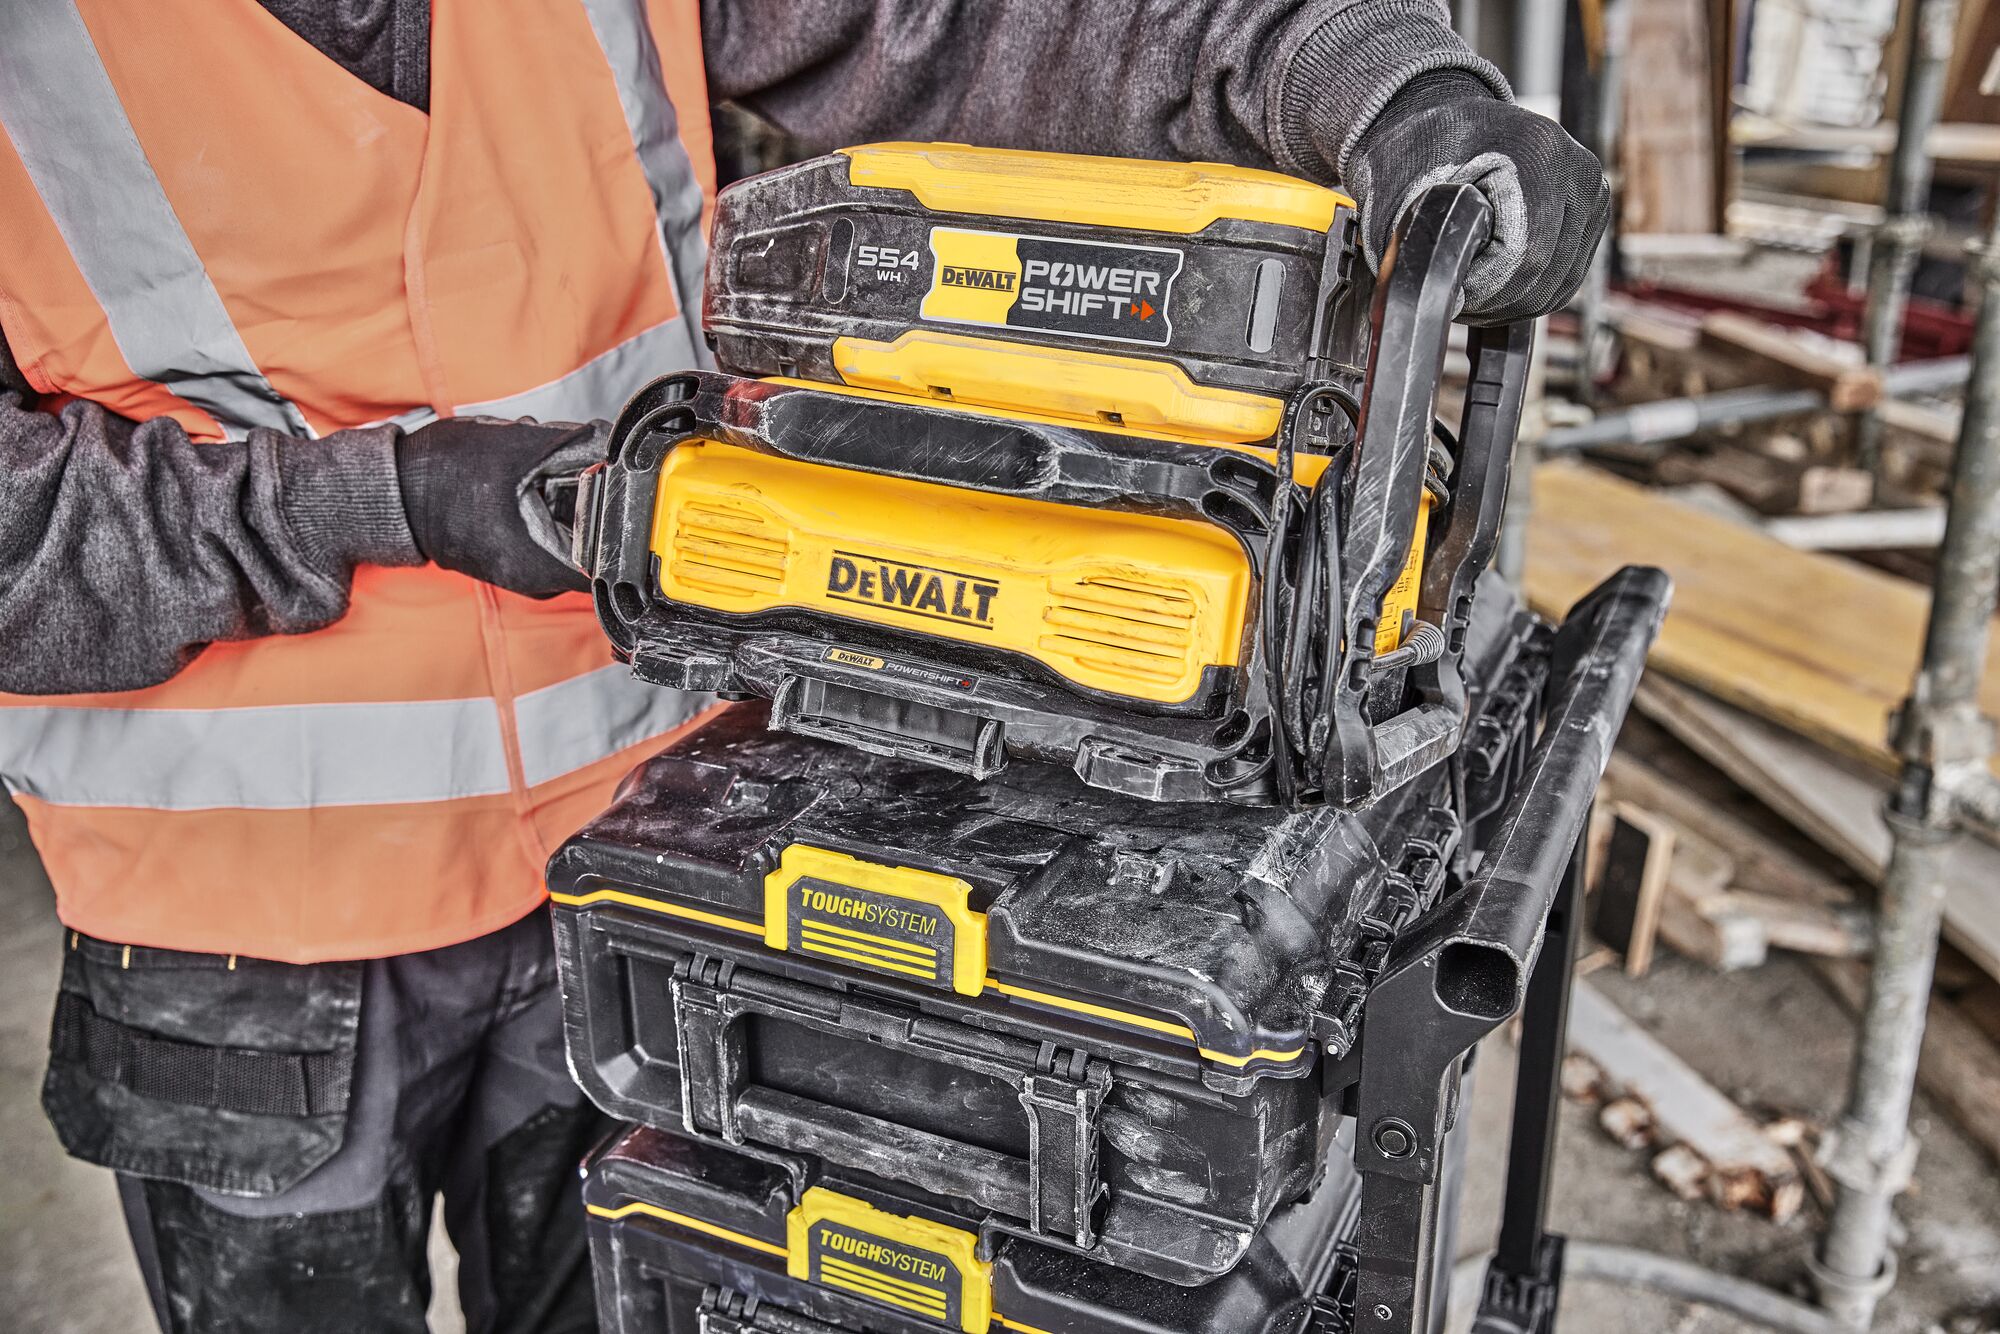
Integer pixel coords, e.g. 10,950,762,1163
699,0,1506,186
0,393,422,696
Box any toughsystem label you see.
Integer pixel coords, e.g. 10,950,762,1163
785,875,954,989
766,846,988,997
826,549,1000,630
921,226,1183,346
805,1221,965,1326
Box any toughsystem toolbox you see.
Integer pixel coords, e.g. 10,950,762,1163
558,140,1677,1334
558,559,1668,1334
574,144,1532,808
551,573,1559,1289
582,1123,1386,1334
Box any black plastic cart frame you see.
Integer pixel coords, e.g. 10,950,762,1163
1324,566,1665,1334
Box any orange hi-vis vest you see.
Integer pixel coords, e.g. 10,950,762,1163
0,0,719,963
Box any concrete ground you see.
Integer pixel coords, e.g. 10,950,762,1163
3,798,1996,1333
1453,960,2000,1333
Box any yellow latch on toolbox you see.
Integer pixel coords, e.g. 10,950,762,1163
765,845,989,997
787,1187,993,1332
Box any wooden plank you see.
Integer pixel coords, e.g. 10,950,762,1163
1815,960,2000,1166
1599,750,1853,908
1697,314,1880,412
1876,396,1961,446
1634,677,2000,982
1593,807,1677,975
1620,0,1716,235
1704,890,1871,958
1943,0,2000,125
1604,769,1872,967
1647,814,1758,969
1660,868,1768,971
1522,461,2000,781
1730,115,2000,164
1568,981,1802,1218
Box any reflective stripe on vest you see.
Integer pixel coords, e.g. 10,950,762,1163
578,0,712,368
458,317,699,423
0,665,702,811
0,2,310,439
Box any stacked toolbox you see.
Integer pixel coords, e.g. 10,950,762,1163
548,575,1570,1332
551,149,1672,1334
581,1123,1373,1334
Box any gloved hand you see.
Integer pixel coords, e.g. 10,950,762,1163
396,416,601,598
1344,71,1610,326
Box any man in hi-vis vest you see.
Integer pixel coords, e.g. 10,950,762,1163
0,2,1606,1329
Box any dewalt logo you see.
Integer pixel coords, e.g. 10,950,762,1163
938,265,1017,293
827,550,999,629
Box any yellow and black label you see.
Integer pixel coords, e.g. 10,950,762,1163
922,227,1183,347
827,549,1000,630
821,645,977,692
787,1188,992,1332
765,845,988,996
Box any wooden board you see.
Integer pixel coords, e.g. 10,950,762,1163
1635,677,2000,982
1697,314,1879,413
1593,808,1677,974
1522,462,2000,781
1943,0,2000,126
1731,115,2000,164
1620,0,1716,234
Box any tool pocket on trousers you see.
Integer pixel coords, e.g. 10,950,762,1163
41,933,363,1196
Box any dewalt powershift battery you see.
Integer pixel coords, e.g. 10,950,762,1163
583,1122,1381,1334
549,578,1550,1288
577,153,1531,809
702,142,1371,424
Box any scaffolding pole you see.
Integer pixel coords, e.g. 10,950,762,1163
1854,0,1962,479
1813,210,2000,1329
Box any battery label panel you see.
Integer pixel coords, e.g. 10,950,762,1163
921,227,1183,346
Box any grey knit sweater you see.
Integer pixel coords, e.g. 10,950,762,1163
0,0,1501,695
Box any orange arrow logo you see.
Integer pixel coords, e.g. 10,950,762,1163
1136,299,1156,320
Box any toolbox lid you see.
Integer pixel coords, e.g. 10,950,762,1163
585,1123,1357,1332
549,701,1448,1075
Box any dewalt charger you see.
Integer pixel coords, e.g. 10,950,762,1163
574,144,1532,807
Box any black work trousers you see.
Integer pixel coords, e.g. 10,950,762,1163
46,908,606,1334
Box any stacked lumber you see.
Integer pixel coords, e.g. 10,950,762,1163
1523,461,2000,782
1596,302,1961,524
1524,460,2000,1166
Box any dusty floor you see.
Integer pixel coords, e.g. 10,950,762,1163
2,797,1995,1333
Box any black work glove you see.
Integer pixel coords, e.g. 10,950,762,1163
396,416,600,598
1345,71,1610,326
